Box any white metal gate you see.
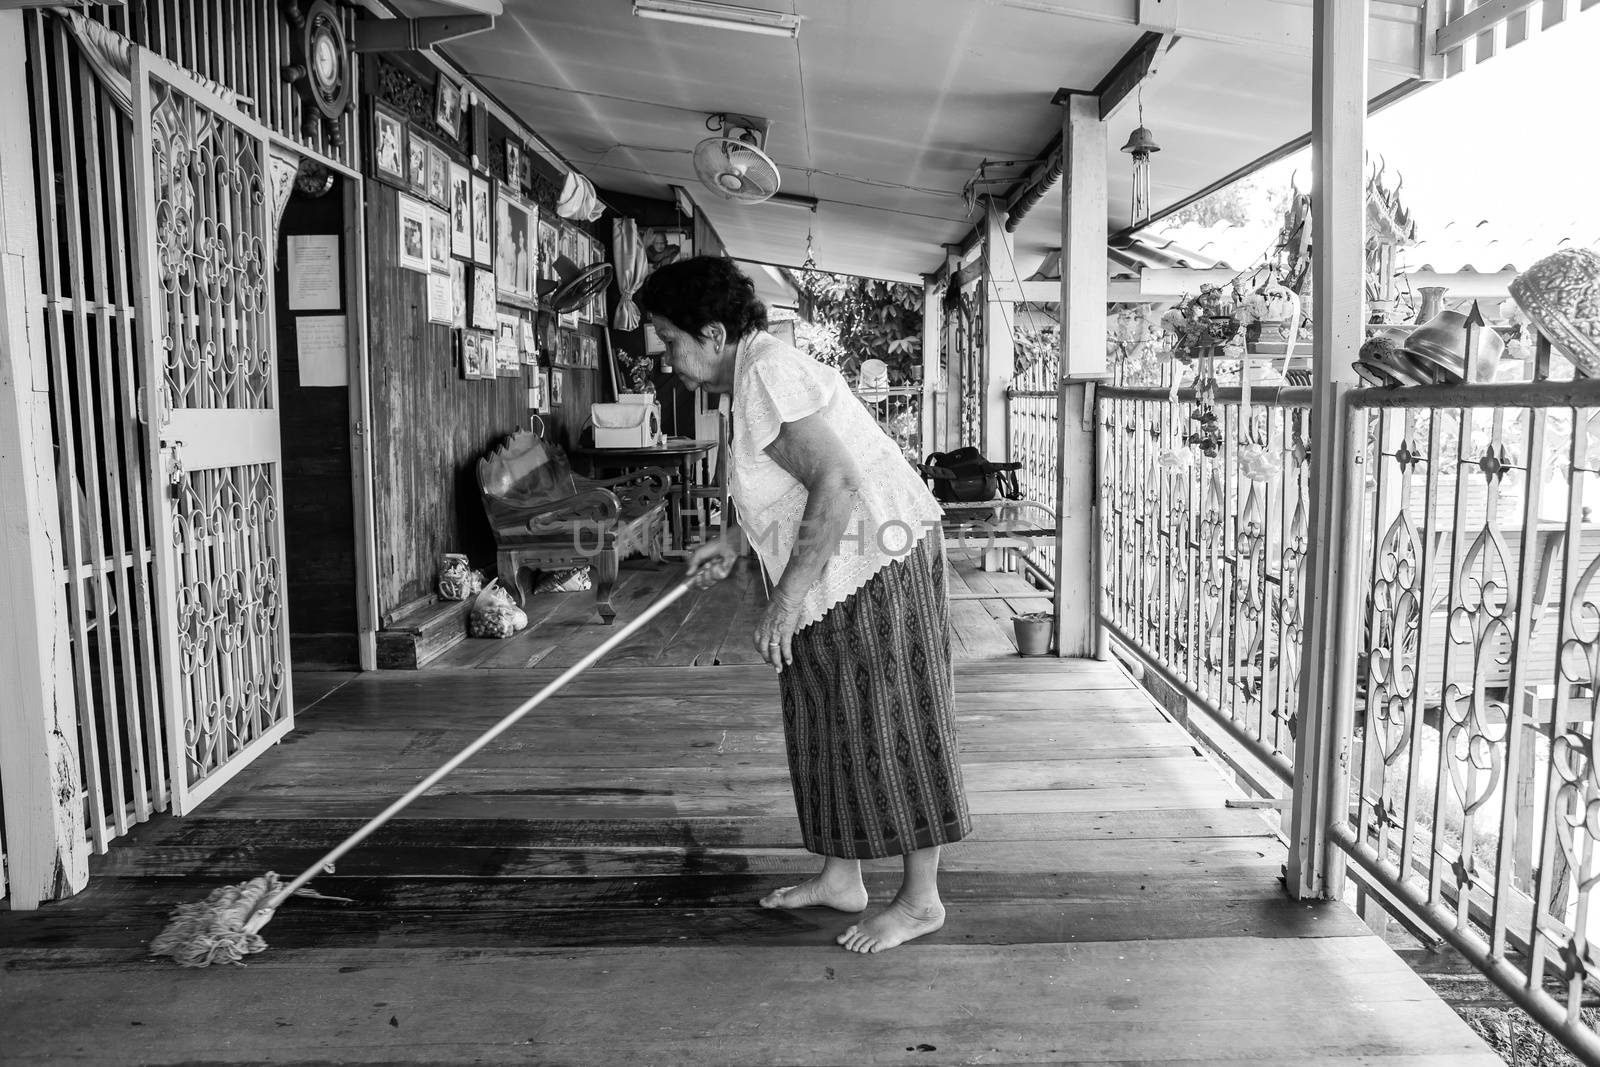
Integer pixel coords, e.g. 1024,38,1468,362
130,50,293,814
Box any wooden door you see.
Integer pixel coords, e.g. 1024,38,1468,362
130,49,294,814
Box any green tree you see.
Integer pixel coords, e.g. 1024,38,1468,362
795,270,924,382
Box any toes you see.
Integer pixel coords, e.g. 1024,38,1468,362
835,924,859,946
760,885,798,908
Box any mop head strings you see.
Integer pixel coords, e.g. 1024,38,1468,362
149,872,282,968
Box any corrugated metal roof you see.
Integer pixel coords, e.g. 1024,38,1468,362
1027,222,1246,281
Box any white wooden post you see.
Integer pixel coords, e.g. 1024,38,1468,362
1286,0,1368,901
1053,92,1108,658
345,179,380,671
0,10,89,907
981,199,1015,463
920,272,939,460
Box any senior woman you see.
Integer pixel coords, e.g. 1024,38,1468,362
634,257,970,954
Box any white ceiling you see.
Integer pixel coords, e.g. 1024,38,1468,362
431,0,1431,283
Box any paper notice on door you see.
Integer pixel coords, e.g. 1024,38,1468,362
295,315,348,387
286,234,341,310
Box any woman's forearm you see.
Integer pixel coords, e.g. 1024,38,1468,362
773,470,859,603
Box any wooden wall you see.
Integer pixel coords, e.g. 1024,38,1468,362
366,183,527,622
362,54,617,620
275,177,359,663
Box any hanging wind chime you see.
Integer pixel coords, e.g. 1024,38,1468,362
1120,93,1160,227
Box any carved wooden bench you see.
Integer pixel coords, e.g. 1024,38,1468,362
477,429,670,623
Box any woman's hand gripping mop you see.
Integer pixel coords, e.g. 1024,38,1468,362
150,576,697,967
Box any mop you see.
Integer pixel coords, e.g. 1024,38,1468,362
151,577,696,967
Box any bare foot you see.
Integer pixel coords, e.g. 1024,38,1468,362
759,874,869,912
836,897,945,953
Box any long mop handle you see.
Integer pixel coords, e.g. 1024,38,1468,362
244,578,696,934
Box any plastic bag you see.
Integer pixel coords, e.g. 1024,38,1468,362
438,554,485,601
468,579,528,639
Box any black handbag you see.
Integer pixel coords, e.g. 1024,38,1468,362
917,446,1023,504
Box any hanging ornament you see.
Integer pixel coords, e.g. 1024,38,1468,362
1119,92,1161,226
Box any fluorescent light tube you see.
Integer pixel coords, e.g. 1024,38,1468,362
633,0,800,38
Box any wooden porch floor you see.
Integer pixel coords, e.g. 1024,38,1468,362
0,560,1497,1064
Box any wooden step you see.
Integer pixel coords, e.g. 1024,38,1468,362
375,595,473,669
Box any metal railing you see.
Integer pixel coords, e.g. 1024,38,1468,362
1329,367,1600,1064
1097,384,1312,781
1007,353,1059,586
853,384,924,462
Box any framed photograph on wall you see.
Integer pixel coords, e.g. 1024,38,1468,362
587,234,606,324
528,371,545,412
563,326,588,367
496,312,521,377
550,367,564,407
505,139,522,191
556,223,582,328
426,271,452,325
371,103,406,188
579,332,598,370
494,191,535,307
396,194,429,274
471,267,497,330
406,130,429,197
470,174,493,266
435,76,463,139
427,144,449,207
536,216,559,295
642,225,691,274
450,259,467,328
448,161,472,258
428,206,450,274
460,331,482,379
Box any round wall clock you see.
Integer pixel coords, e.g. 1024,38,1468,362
283,0,352,147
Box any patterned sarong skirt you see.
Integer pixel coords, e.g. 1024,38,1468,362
777,532,972,859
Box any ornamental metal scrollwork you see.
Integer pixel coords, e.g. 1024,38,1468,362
1367,509,1423,767
170,466,287,782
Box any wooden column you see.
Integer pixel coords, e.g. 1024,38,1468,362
941,245,961,452
980,199,1015,462
1052,93,1108,658
0,10,88,907
920,272,940,458
1286,0,1368,901
344,179,380,672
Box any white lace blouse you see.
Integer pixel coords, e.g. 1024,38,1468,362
727,330,944,630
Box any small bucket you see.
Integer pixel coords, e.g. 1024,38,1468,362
1012,613,1053,657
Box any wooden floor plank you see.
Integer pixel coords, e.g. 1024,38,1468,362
233,756,1229,799
0,942,1499,1066
0,898,1368,958
200,781,1240,820
91,834,1283,880
293,671,358,711
111,808,1278,849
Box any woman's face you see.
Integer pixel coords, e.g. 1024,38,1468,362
652,315,731,394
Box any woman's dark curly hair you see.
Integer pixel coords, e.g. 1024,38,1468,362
634,256,768,341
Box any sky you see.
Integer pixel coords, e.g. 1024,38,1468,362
1245,9,1600,244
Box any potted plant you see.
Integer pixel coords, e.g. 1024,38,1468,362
1012,610,1053,657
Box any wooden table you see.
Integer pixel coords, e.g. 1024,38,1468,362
573,438,718,551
